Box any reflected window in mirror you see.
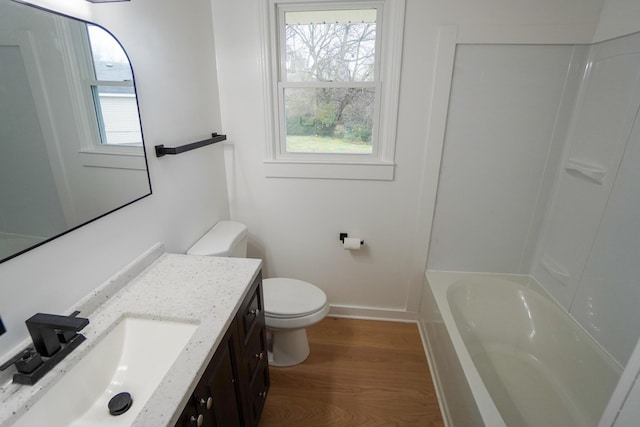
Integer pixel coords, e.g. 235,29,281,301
86,24,142,147
65,20,143,153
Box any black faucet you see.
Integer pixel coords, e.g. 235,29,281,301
0,315,5,336
0,312,89,385
26,312,89,357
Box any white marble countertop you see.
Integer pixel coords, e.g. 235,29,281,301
0,244,262,427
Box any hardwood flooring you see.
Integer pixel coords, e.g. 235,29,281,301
260,318,444,427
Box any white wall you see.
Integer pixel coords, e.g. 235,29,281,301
0,0,229,354
211,0,602,319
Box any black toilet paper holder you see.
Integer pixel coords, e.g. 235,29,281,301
339,233,364,245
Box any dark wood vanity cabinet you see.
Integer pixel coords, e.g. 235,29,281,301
175,273,269,427
236,273,270,426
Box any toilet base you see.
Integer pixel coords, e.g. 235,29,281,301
267,328,310,367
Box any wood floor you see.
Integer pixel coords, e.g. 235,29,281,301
260,318,444,426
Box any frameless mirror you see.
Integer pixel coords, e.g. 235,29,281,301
0,0,151,263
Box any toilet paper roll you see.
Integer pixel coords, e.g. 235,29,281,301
343,237,363,250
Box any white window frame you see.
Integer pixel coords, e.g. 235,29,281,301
261,0,405,180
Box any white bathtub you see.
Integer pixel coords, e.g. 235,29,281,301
420,271,621,427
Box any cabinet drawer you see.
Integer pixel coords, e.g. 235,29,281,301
239,274,264,344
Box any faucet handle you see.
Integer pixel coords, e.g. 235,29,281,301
0,351,23,371
0,348,42,374
58,311,84,343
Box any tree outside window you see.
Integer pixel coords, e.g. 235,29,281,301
280,8,379,154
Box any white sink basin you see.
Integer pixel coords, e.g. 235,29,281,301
12,317,198,427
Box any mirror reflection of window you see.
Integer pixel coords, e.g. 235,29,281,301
86,24,142,146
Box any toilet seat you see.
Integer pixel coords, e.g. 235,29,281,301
263,278,329,329
263,278,327,317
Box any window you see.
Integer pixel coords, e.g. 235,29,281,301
282,9,377,155
85,24,142,147
263,0,405,180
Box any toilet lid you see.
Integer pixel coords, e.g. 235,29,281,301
263,278,328,317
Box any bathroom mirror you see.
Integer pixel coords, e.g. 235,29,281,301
0,0,151,263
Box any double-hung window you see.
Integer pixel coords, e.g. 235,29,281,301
263,0,405,180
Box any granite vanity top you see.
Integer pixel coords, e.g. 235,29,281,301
0,244,262,427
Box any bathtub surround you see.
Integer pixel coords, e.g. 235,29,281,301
426,36,640,363
428,43,587,274
426,28,640,424
532,31,640,368
593,0,640,42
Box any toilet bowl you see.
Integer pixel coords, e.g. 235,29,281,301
263,278,330,367
187,220,330,367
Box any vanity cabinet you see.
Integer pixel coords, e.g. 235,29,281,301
174,273,269,427
236,273,270,427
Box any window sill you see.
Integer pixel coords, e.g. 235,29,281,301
264,160,395,180
79,149,147,170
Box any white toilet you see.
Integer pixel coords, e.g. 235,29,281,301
187,221,330,367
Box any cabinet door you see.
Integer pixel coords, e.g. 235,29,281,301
247,355,270,426
194,327,243,427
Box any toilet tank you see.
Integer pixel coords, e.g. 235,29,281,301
186,221,248,258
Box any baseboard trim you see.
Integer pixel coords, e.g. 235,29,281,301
328,305,417,322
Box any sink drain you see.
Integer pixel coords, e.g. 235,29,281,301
108,392,133,416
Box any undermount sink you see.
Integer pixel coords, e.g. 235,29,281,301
12,317,198,427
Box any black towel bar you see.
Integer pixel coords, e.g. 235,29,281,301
155,133,227,157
